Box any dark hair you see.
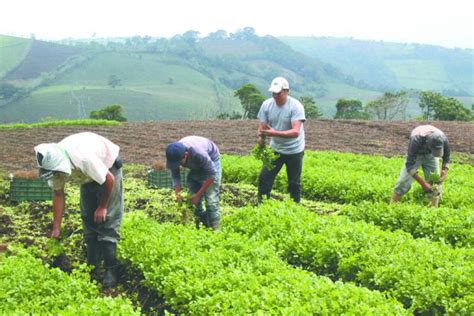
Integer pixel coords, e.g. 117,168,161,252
36,152,44,166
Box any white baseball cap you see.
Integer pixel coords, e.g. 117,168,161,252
268,77,289,93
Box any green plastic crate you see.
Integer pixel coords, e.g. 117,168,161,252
10,178,53,201
147,169,188,188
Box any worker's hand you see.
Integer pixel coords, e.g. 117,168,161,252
94,207,108,223
421,181,432,193
176,193,184,203
190,194,200,206
439,168,448,183
50,227,61,239
262,128,275,137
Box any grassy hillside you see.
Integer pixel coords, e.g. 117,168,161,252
0,51,241,122
0,36,31,78
280,36,474,98
1,33,471,123
1,34,375,122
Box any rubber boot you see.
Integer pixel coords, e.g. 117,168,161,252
86,239,101,280
101,241,118,288
390,192,402,204
195,216,207,229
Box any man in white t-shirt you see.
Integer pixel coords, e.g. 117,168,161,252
34,132,123,288
257,76,306,203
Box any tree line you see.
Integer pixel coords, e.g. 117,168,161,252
219,83,472,121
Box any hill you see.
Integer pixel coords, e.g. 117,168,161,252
0,36,32,78
0,31,472,123
280,36,474,97
0,32,378,123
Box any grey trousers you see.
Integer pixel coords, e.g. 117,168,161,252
80,166,123,243
394,154,440,196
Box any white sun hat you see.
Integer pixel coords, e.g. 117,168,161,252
34,143,72,179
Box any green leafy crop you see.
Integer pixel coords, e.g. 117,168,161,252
251,135,278,171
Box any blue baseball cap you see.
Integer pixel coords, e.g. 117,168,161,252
166,142,186,169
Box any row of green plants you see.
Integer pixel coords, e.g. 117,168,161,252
0,119,121,129
222,151,474,208
339,201,474,248
0,246,139,314
223,200,474,314
219,175,473,250
1,164,472,314
120,211,408,315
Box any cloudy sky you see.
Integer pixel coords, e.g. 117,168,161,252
1,0,473,49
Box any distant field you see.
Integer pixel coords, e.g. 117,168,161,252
281,36,474,97
0,86,236,123
0,35,31,78
0,52,241,122
384,59,450,91
317,79,382,116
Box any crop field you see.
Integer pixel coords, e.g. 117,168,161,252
0,119,473,314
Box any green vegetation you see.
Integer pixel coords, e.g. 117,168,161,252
251,139,278,171
281,36,474,97
233,83,265,119
300,95,323,118
1,151,473,313
90,104,127,121
224,200,474,314
365,91,410,120
334,98,369,119
120,211,408,314
222,151,474,208
420,91,473,121
1,33,471,123
340,201,474,247
0,35,31,78
0,247,139,314
0,119,121,129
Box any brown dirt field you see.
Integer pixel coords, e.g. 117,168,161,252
0,119,472,173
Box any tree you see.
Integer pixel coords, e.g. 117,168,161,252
419,91,472,121
299,96,323,118
90,104,127,122
108,75,121,88
234,84,266,119
418,91,440,120
334,99,369,119
365,91,409,120
216,111,241,120
231,27,257,40
207,30,228,40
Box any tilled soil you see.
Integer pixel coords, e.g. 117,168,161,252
0,119,472,172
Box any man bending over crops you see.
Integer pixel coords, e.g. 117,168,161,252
257,76,306,203
34,132,123,288
391,125,451,203
166,136,221,229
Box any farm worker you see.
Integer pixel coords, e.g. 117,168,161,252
34,132,123,288
257,76,306,203
166,136,221,230
391,125,451,203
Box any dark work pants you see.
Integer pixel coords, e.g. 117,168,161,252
258,151,304,203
